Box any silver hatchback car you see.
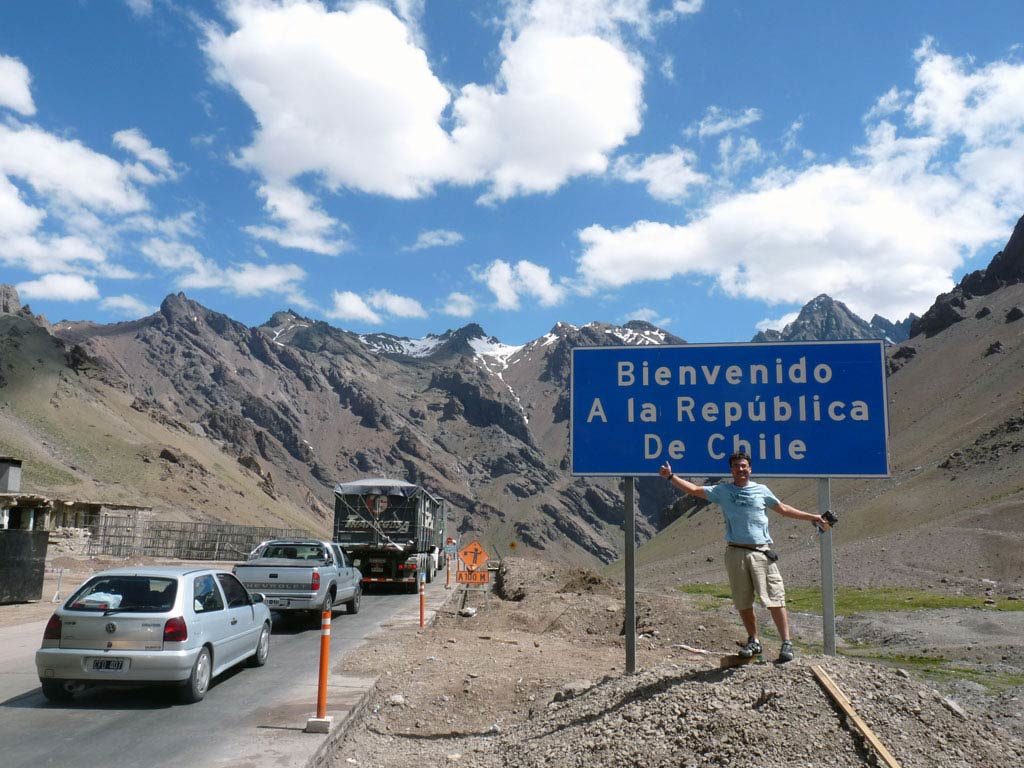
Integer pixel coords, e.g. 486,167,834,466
36,566,272,703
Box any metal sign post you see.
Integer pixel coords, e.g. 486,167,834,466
818,478,836,655
624,477,636,674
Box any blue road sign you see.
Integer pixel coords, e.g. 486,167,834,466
571,341,890,477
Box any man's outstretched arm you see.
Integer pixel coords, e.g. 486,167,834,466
659,462,707,500
771,501,830,530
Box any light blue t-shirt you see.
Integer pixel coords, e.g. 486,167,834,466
702,481,780,546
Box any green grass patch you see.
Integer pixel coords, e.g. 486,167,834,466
841,650,1024,692
677,583,1024,613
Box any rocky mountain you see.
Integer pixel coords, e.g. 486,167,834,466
911,213,1024,338
3,292,686,565
751,294,914,343
4,214,1024,581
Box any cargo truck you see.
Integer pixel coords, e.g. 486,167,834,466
333,478,446,592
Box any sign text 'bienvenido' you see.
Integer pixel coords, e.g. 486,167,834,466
571,341,890,477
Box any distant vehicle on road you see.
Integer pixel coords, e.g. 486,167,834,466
333,478,447,593
234,539,362,622
36,566,271,703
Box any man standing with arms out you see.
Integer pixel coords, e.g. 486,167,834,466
659,452,830,663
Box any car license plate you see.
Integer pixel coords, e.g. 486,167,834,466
89,657,128,672
266,598,284,607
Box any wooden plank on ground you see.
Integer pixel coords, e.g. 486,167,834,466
811,664,903,768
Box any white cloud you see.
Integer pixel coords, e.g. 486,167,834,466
368,289,427,318
717,135,762,177
908,38,1024,146
0,174,116,275
0,173,45,235
480,259,567,310
405,229,463,251
0,54,35,115
623,307,671,326
575,43,1024,323
204,2,453,199
755,312,799,333
141,238,207,272
672,0,704,14
141,237,308,299
1,233,108,275
612,146,707,202
16,273,99,302
125,0,153,16
781,120,803,154
123,210,200,240
864,87,907,122
0,123,148,213
212,262,307,297
204,0,649,238
100,294,154,317
442,291,476,318
113,128,178,182
660,55,674,81
452,24,644,203
244,183,347,255
327,290,382,324
690,106,762,139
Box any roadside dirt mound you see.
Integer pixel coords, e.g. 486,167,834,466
328,558,1024,768
477,658,1021,768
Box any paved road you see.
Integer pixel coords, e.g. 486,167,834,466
0,580,450,768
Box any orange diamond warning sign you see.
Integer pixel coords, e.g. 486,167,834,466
458,540,489,571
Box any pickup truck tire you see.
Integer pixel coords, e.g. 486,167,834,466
321,591,335,616
345,586,361,614
248,623,270,667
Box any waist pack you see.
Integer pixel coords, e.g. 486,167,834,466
729,544,779,562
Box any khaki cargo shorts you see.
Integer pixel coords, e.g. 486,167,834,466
724,546,786,610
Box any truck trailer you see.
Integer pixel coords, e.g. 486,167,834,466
333,478,446,592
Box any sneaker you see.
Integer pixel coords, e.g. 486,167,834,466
778,640,795,663
737,637,762,658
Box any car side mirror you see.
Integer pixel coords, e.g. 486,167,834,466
251,592,265,604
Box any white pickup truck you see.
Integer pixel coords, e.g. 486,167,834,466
233,540,362,623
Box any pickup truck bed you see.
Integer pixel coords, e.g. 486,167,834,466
233,540,362,623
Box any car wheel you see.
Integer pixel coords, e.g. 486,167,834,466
322,591,335,615
249,623,270,667
40,679,74,703
345,587,361,615
180,647,212,703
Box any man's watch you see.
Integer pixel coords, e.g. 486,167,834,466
666,473,674,481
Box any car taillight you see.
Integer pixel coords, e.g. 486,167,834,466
311,571,320,591
163,617,188,643
43,614,61,640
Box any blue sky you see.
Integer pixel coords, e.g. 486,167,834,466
1,1,1022,344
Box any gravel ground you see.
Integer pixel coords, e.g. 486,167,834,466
325,558,1024,768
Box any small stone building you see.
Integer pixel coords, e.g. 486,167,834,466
0,457,152,533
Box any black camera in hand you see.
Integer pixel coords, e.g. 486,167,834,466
822,509,838,526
